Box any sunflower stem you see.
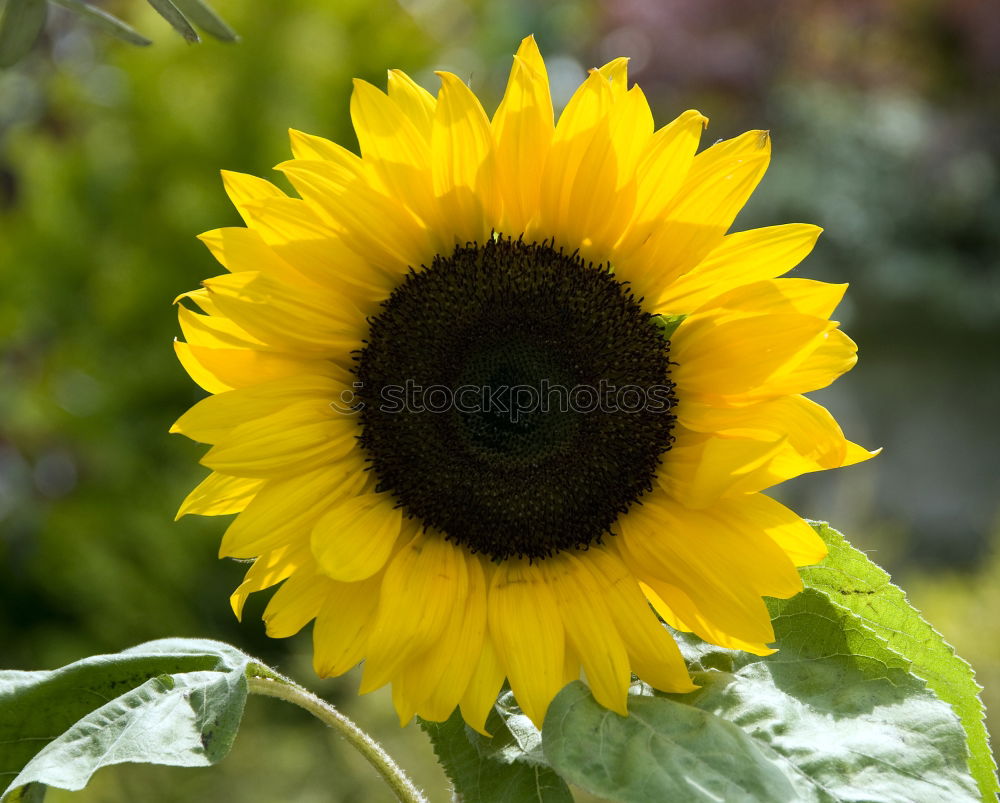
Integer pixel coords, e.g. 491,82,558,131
247,675,428,803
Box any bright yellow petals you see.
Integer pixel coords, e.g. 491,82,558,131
393,553,488,724
219,460,367,559
432,72,499,246
312,572,384,677
220,170,287,225
311,493,404,582
173,341,324,394
263,566,331,638
360,533,468,695
534,70,621,258
200,401,357,478
619,109,707,249
386,70,436,139
350,78,440,237
544,553,631,715
658,223,822,311
176,472,263,520
493,35,554,233
623,130,771,301
585,546,696,694
672,311,831,400
488,559,566,728
172,39,872,736
459,634,506,736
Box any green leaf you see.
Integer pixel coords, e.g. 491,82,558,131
0,638,253,801
49,0,152,47
652,312,686,340
144,0,198,43
544,682,799,802
168,0,237,42
420,708,572,803
0,0,47,68
543,589,979,802
803,521,997,801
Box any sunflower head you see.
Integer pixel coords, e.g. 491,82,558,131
172,36,875,732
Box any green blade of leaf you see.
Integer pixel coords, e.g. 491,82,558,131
419,709,572,803
144,0,198,43
543,588,979,802
168,0,236,42
0,0,47,68
49,0,151,47
0,638,252,801
804,521,998,801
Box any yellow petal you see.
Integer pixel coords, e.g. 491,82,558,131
173,341,327,393
639,580,776,656
219,459,367,559
533,70,621,258
350,78,440,238
387,69,436,140
201,401,358,478
619,502,778,644
312,572,384,677
701,278,847,320
625,130,771,301
657,223,822,311
459,629,506,736
263,566,332,638
230,540,312,619
744,328,858,400
274,160,432,275
311,492,404,582
672,312,831,398
586,545,696,693
220,170,287,225
198,226,309,286
731,494,828,566
656,428,788,508
171,373,343,444
620,109,707,245
176,472,263,520
679,394,875,482
396,552,488,724
544,553,631,716
360,533,468,693
201,270,364,353
288,128,356,162
492,35,554,234
177,303,262,350
432,71,499,245
487,558,565,728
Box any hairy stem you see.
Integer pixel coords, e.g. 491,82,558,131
247,674,427,803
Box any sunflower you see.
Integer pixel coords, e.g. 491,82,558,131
172,36,874,732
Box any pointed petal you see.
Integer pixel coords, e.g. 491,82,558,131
487,558,565,728
432,71,499,244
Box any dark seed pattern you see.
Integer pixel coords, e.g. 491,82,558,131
354,237,676,561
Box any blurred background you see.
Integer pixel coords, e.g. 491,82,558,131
1,0,997,799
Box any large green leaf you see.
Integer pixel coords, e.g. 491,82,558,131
804,521,997,800
542,589,979,802
0,0,46,68
420,708,572,803
0,638,253,801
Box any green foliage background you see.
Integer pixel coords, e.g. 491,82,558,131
1,1,997,800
